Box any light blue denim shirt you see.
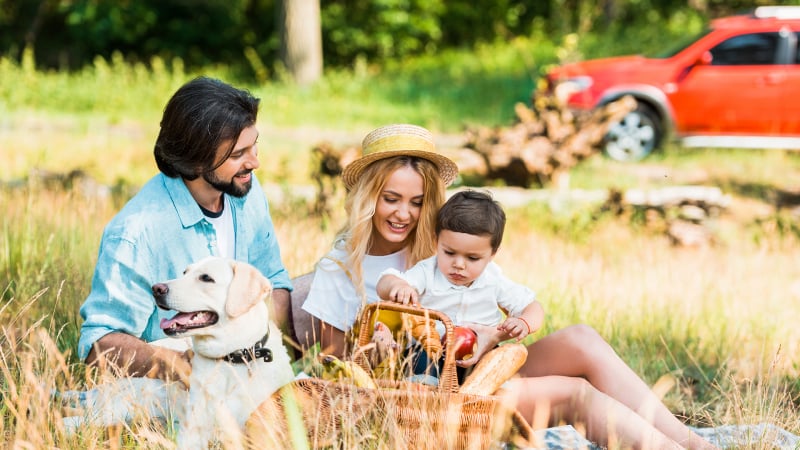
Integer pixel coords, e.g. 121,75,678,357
77,173,292,360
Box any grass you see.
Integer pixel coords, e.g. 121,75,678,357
3,36,800,448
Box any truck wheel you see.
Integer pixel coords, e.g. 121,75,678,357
603,103,662,162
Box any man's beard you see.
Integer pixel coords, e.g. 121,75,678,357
203,170,252,197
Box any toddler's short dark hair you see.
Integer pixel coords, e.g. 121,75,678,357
436,190,506,252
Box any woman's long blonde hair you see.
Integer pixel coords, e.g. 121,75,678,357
335,155,446,301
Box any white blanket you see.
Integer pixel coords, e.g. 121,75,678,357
527,423,800,450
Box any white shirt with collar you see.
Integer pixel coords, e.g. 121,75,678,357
380,255,535,328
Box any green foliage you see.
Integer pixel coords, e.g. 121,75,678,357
6,0,798,80
579,8,708,59
322,0,445,66
0,49,197,120
747,212,800,245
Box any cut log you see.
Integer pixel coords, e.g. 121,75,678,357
459,94,637,188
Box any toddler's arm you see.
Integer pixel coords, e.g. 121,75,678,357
376,274,419,305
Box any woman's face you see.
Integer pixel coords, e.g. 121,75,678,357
370,165,424,255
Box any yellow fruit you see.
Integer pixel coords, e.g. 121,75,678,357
319,354,378,389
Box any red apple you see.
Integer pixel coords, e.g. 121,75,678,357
445,326,477,360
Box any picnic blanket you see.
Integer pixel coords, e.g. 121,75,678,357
528,423,800,450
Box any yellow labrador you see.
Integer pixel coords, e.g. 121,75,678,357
60,257,294,448
153,256,294,448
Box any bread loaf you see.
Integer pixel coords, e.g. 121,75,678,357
402,313,443,358
458,343,528,396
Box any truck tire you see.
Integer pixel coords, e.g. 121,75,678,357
603,102,662,162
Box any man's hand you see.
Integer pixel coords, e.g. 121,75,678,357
86,332,193,389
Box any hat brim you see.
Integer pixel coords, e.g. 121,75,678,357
341,149,459,189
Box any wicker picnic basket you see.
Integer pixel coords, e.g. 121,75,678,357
246,302,532,449
355,302,533,449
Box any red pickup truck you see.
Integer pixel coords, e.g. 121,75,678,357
545,6,800,161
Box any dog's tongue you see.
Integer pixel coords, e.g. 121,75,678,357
160,312,193,330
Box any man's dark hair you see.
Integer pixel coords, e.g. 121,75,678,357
154,76,260,179
436,190,506,252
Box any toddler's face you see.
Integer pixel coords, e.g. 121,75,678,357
436,230,494,287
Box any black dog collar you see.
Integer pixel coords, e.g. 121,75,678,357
222,329,273,364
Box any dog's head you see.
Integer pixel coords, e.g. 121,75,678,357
152,257,272,355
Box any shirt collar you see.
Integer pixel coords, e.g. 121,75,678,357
162,175,206,228
162,173,249,230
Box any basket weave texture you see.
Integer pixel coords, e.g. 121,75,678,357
246,302,532,449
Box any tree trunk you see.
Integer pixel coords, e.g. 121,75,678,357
278,0,323,86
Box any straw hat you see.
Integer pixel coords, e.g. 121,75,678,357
341,124,459,189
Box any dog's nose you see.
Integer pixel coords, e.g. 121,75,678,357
152,283,170,309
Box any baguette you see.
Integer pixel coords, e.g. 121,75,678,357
458,343,528,396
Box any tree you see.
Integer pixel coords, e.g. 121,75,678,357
278,0,323,85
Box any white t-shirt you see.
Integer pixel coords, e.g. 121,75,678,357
205,196,234,258
302,244,406,332
380,255,535,328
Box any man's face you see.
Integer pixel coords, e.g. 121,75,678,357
204,125,260,197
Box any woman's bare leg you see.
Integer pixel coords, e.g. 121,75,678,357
518,324,716,449
506,376,683,450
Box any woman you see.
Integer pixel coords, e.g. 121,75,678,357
300,124,716,449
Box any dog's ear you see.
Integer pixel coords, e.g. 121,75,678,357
226,261,272,318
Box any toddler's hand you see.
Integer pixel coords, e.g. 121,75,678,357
456,323,500,368
498,317,530,341
388,285,418,305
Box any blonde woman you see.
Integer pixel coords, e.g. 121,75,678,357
298,124,716,450
301,124,454,357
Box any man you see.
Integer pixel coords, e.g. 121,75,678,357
78,77,293,386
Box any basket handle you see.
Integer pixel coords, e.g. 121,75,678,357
355,301,460,393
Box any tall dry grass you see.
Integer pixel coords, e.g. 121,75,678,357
2,174,799,448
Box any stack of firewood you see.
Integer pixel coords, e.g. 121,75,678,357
453,92,637,188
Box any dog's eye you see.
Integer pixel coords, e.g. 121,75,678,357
199,274,215,283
